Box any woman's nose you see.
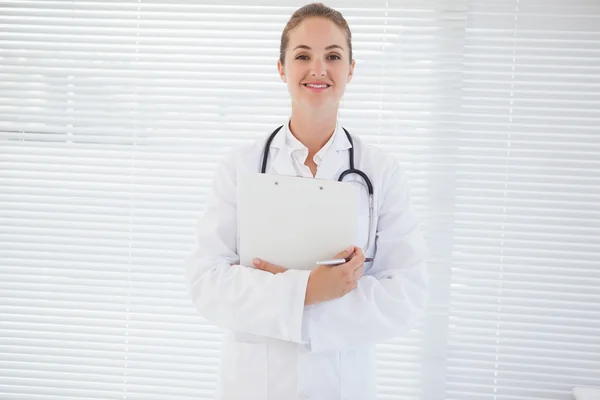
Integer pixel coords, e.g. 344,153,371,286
310,59,327,76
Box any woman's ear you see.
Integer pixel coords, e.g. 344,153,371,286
347,59,356,83
277,59,287,83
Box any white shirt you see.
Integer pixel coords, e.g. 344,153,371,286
284,118,337,177
184,119,429,400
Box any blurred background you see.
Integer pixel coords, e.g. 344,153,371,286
1,1,599,399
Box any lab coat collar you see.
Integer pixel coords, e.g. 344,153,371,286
268,118,352,179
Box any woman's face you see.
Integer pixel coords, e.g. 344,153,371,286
278,17,355,114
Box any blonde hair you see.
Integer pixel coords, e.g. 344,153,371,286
279,3,353,65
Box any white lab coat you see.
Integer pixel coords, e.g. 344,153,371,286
185,120,429,400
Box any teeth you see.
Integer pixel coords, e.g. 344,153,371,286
306,84,328,88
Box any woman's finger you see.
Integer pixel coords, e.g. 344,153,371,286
347,248,365,271
333,245,356,260
253,258,287,274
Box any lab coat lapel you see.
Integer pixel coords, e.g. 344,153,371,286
267,126,297,176
270,147,297,176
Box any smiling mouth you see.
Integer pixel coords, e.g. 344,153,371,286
303,83,331,88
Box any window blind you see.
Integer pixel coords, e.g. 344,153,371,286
447,1,600,399
0,1,460,398
1,1,598,400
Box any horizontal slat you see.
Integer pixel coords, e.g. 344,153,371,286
0,348,220,369
0,336,223,355
447,378,596,395
0,320,221,338
447,365,599,382
0,376,214,399
448,314,600,335
450,269,600,286
447,334,600,352
0,364,218,387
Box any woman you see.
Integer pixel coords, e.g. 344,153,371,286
185,3,429,399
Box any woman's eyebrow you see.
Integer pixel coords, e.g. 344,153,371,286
293,44,344,51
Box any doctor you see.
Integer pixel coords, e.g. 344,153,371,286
185,3,429,400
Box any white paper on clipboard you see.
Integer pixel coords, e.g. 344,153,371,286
238,173,359,271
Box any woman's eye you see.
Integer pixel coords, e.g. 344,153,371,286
295,54,341,61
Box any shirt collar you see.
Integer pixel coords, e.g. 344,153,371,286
287,120,334,166
269,117,352,165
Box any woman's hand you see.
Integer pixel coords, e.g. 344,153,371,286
252,245,365,306
304,246,365,305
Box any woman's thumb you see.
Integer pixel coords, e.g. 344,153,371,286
333,245,355,260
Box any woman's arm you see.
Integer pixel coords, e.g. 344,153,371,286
300,164,430,353
184,150,312,343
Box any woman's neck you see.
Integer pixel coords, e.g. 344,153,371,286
288,107,338,155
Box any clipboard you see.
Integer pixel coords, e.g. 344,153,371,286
238,173,359,271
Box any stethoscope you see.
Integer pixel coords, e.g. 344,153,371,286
260,125,375,253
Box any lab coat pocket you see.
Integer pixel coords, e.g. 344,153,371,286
219,340,267,399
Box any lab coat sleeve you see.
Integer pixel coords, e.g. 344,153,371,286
301,164,429,353
184,150,312,343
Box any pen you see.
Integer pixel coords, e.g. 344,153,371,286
315,257,374,266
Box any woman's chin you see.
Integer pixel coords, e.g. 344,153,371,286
296,98,339,112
